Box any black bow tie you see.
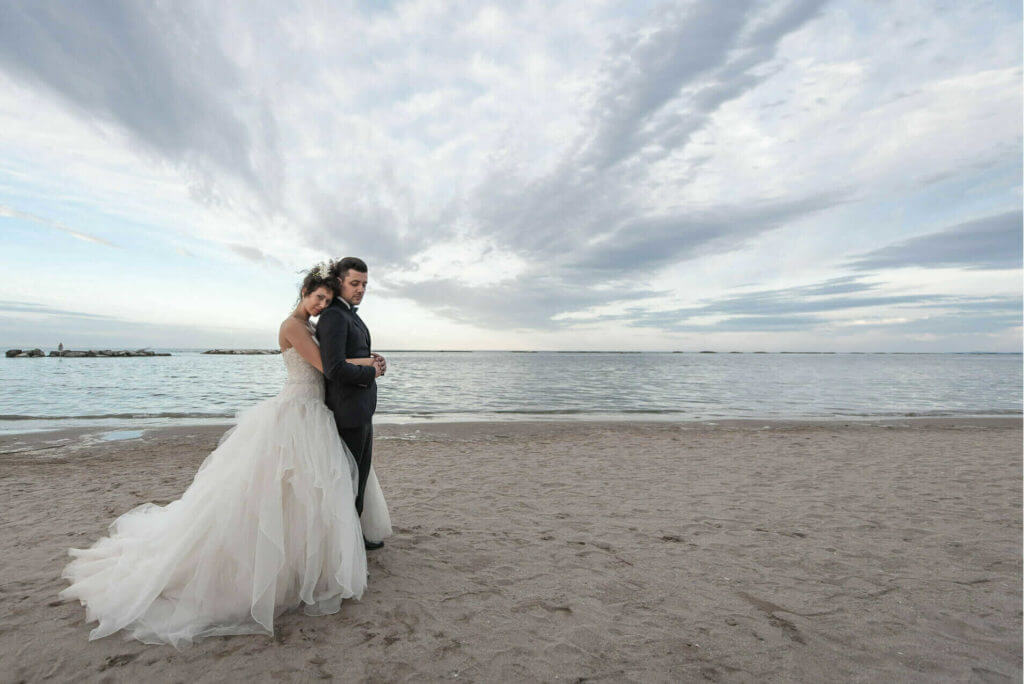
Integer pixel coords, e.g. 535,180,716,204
349,306,358,314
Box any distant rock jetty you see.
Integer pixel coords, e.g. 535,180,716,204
202,349,281,355
5,348,170,358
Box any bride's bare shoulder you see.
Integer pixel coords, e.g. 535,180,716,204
278,316,307,350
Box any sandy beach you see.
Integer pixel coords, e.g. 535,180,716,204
1,418,1020,682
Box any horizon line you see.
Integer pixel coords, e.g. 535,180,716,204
3,345,1021,355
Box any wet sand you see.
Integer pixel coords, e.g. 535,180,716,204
1,418,1020,682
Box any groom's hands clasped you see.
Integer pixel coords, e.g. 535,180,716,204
371,352,387,378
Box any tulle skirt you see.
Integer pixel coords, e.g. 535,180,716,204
59,391,391,648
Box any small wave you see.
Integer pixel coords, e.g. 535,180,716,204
0,411,236,421
1,408,1019,423
383,408,696,415
829,409,1023,418
375,407,1024,417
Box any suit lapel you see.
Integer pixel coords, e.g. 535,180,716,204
333,299,370,350
350,309,371,349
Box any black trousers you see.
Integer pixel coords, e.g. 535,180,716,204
338,422,373,516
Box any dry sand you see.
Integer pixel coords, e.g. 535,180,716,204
1,418,1020,682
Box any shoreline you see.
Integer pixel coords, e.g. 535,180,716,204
4,349,1022,354
2,415,1020,456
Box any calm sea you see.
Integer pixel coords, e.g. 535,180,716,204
0,351,1020,434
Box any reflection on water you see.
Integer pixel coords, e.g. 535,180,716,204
1,351,1020,433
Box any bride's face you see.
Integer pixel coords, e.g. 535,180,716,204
302,285,333,317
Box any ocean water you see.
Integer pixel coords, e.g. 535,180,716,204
0,351,1020,434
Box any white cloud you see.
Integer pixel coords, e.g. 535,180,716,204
0,204,116,246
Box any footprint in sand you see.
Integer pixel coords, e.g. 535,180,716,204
99,653,138,671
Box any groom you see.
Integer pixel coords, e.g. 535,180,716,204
316,256,386,550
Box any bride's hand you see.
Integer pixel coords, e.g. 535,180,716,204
345,357,376,367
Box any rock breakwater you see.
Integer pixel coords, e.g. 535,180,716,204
5,349,170,358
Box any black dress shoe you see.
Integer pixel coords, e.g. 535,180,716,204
364,538,384,550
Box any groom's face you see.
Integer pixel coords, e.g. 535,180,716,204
339,269,368,306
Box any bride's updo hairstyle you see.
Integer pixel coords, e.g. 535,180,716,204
298,261,341,303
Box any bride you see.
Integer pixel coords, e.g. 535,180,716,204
58,264,391,648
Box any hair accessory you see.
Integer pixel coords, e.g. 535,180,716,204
313,260,332,280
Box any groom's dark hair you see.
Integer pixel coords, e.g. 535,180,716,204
330,257,367,279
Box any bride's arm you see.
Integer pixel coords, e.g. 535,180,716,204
282,319,375,372
281,319,325,373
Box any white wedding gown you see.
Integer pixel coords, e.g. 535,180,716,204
59,346,391,648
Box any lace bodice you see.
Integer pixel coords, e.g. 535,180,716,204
280,347,324,400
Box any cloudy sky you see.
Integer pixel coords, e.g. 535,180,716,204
0,0,1020,351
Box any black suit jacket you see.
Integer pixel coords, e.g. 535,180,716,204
315,299,377,428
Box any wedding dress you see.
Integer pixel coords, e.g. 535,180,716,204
59,345,391,648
